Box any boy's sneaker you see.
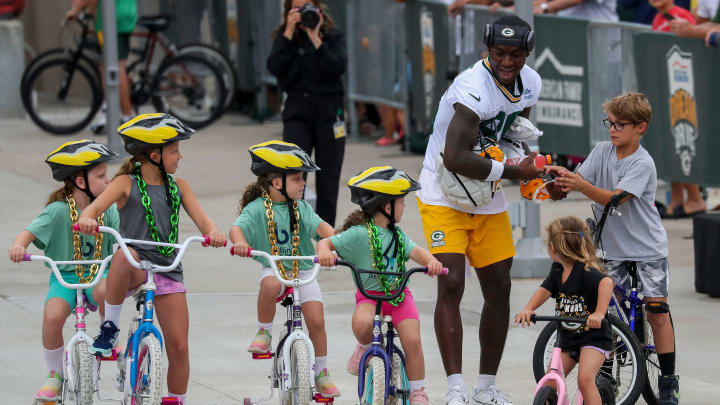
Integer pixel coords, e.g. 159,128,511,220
446,385,469,405
90,320,120,357
410,387,429,405
315,369,341,398
35,370,62,401
247,328,272,353
346,343,366,376
471,385,513,405
658,374,679,405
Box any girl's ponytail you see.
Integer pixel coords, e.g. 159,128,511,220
546,216,605,273
237,174,275,215
45,179,75,206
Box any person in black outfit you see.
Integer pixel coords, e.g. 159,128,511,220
267,0,347,226
515,216,614,405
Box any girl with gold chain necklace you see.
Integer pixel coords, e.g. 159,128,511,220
8,140,120,403
229,140,341,398
77,113,227,404
316,166,444,405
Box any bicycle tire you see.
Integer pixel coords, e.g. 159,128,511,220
22,48,101,89
290,340,311,405
177,43,236,108
361,356,386,405
22,57,103,135
150,53,227,130
532,386,558,405
387,352,409,405
131,335,164,405
640,315,660,405
532,315,647,405
74,341,95,405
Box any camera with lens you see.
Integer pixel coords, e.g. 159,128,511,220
299,3,320,29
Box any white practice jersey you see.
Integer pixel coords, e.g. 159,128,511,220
417,58,542,214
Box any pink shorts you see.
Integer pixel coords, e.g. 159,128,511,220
127,272,186,297
354,287,419,325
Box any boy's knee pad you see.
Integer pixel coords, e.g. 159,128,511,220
646,301,670,314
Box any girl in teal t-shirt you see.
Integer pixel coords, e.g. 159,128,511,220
317,166,443,404
8,140,119,403
229,140,340,398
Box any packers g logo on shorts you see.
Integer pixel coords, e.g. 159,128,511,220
431,230,446,247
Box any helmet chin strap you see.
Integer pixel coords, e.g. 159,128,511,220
380,200,399,258
275,173,297,234
144,149,172,206
76,169,96,201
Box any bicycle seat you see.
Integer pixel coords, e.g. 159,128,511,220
139,15,170,32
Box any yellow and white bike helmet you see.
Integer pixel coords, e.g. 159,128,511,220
348,166,421,210
45,139,118,199
117,113,195,156
248,140,320,176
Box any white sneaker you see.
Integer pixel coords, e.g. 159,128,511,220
446,385,469,405
471,385,513,405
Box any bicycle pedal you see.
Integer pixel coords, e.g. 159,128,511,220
314,393,334,403
161,397,182,404
252,352,273,359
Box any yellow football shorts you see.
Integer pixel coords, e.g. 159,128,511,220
417,198,515,269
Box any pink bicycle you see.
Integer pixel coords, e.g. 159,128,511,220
531,315,637,405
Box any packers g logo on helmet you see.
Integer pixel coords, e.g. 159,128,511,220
45,140,118,181
248,140,320,176
521,174,556,203
117,113,195,155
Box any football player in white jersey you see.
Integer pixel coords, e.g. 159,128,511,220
415,15,543,405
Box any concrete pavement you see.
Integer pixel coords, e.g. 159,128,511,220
1,115,718,404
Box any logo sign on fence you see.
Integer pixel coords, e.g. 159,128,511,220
666,45,698,177
420,8,436,123
535,48,584,128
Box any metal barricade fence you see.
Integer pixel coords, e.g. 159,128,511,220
586,21,651,147
346,0,407,139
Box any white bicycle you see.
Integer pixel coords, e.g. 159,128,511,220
24,252,112,405
230,248,333,405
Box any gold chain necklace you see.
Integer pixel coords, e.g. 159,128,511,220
68,195,105,283
263,191,300,280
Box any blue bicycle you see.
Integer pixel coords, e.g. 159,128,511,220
82,225,213,405
334,260,446,404
533,191,660,405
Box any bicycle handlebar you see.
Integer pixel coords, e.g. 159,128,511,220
530,314,609,328
592,190,630,248
23,253,111,290
73,225,213,272
334,259,448,302
230,247,324,287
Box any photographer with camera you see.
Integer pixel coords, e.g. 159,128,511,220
267,0,347,227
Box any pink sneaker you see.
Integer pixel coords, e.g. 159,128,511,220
35,370,62,401
410,387,429,405
247,328,272,353
346,343,366,376
315,369,341,398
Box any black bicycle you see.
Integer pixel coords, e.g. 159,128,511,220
20,13,228,135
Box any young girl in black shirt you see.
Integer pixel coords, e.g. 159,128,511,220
515,216,614,405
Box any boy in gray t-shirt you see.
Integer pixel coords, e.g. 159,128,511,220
546,92,679,403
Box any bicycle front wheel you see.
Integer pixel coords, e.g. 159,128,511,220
640,315,661,405
532,315,646,405
131,335,164,405
22,57,103,135
74,341,96,404
361,356,386,405
177,43,236,108
290,340,311,405
532,386,558,405
151,53,226,130
387,352,409,405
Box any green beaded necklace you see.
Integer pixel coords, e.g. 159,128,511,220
134,163,181,256
365,216,406,306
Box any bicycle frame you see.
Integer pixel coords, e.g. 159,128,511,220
87,225,211,399
23,253,112,401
